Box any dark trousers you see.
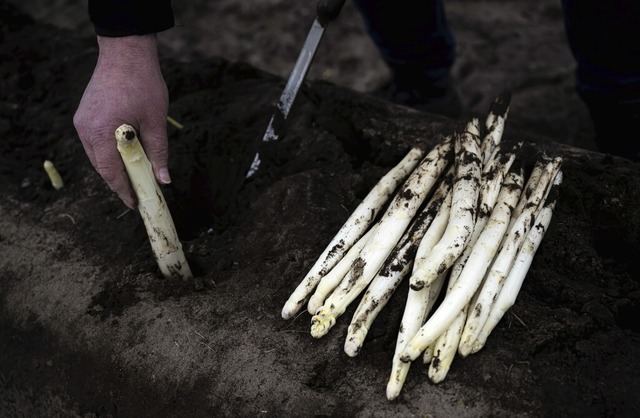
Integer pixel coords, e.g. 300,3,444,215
561,0,640,159
354,0,640,159
352,0,456,83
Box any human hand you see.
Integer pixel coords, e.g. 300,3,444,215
74,34,170,209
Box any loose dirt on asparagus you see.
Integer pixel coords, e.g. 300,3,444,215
1,2,640,417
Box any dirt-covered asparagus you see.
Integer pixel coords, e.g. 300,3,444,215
409,119,482,291
457,156,562,356
471,170,563,354
307,225,378,315
386,271,447,400
310,138,453,338
480,91,511,165
426,147,520,382
282,147,425,319
344,169,453,357
401,167,524,362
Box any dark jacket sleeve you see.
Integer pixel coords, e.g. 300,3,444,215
88,0,174,37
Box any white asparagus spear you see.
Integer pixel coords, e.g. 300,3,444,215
409,119,482,291
115,124,193,281
509,154,554,229
426,160,523,382
344,169,454,357
386,271,447,401
428,303,466,383
447,144,522,293
457,157,563,357
385,190,452,400
471,170,563,354
282,147,426,319
400,166,525,362
480,91,511,165
307,224,378,315
310,138,453,337
478,142,522,220
424,155,518,381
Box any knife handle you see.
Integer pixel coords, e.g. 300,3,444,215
316,0,346,26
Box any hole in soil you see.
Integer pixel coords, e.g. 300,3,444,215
617,302,640,332
163,124,261,240
315,103,372,168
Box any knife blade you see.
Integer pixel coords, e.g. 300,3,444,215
246,0,346,178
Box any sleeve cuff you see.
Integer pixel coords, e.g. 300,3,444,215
89,0,175,37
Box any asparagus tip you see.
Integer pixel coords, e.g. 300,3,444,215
490,90,512,117
115,123,137,143
428,369,447,384
457,342,472,358
281,303,297,320
386,384,401,401
344,327,367,357
307,295,323,316
43,160,64,190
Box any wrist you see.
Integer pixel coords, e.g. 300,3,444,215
96,34,159,64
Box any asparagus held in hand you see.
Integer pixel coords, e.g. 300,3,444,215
115,124,193,281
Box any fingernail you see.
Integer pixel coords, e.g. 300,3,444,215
158,167,171,184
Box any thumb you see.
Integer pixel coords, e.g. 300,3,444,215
139,122,171,185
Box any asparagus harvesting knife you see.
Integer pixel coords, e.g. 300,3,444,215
246,0,347,178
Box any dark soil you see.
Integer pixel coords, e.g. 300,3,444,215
1,2,640,417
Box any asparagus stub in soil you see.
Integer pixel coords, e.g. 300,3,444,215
281,146,426,319
310,138,453,338
115,124,193,281
43,160,64,190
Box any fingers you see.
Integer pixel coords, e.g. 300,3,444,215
74,112,169,209
92,132,137,209
139,119,171,185
76,121,138,209
75,116,170,210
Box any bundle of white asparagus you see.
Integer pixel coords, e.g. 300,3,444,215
281,92,564,400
